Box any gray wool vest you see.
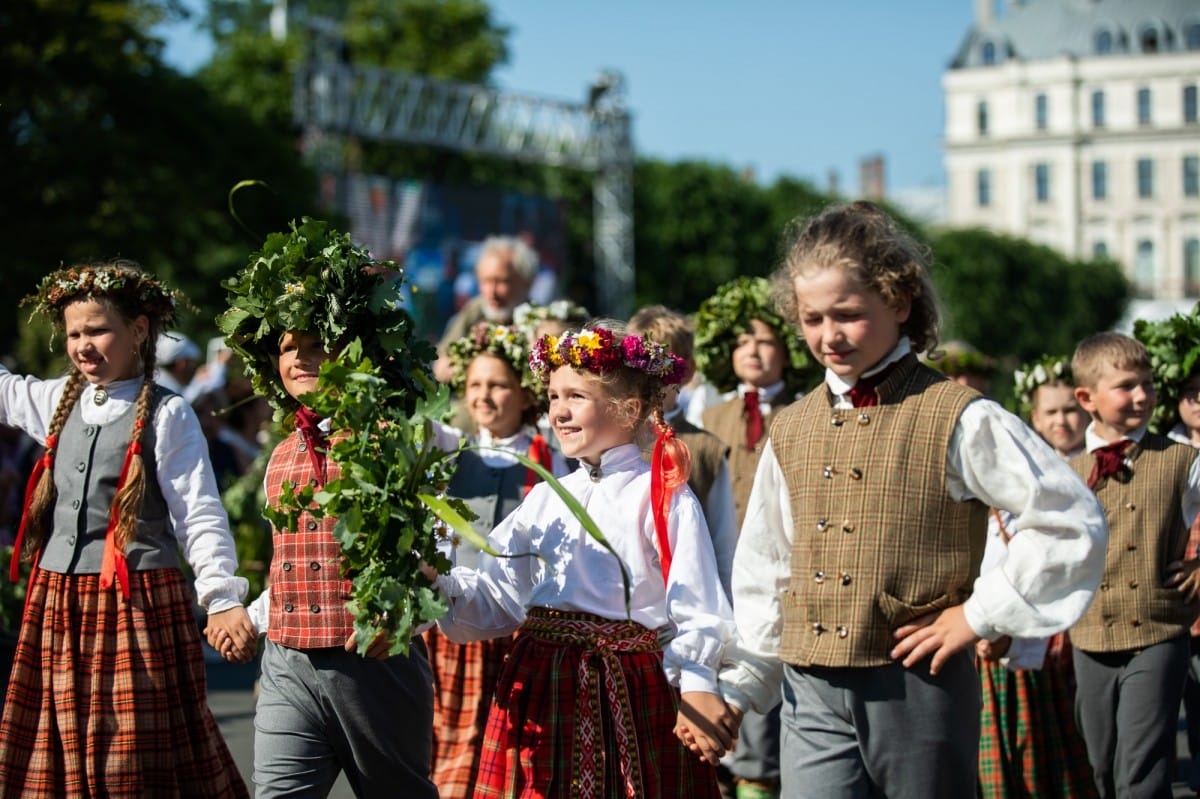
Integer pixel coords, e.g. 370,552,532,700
40,389,177,574
447,449,527,570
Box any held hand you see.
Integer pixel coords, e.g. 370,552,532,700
345,629,394,659
676,691,741,765
1166,558,1200,602
890,605,979,675
204,606,257,664
975,635,1012,662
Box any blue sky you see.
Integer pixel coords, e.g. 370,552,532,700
160,1,977,194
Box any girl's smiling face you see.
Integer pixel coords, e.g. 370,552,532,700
278,330,330,402
547,367,637,465
63,298,148,385
464,353,533,439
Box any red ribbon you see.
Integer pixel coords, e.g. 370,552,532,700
650,428,691,586
99,422,144,599
524,433,553,497
10,435,57,584
1087,439,1132,488
294,406,329,486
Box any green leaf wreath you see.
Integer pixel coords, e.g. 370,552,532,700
1133,303,1200,434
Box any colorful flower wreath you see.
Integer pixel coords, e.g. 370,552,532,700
1013,355,1073,418
512,300,591,342
692,276,819,395
447,322,539,394
529,327,688,386
23,261,183,334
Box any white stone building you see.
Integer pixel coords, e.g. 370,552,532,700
944,0,1200,302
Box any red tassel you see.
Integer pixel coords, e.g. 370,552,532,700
650,428,692,586
524,433,554,497
10,435,57,584
100,426,143,600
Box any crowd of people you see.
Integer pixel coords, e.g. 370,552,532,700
1,200,1199,798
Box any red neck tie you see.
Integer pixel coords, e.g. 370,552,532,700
846,359,905,408
743,390,764,451
1088,439,1132,488
294,406,329,485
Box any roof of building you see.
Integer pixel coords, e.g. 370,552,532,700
949,0,1200,69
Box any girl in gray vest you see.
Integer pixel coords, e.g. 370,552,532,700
0,261,252,797
424,320,567,799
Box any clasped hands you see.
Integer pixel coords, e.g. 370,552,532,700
674,691,743,765
203,607,397,662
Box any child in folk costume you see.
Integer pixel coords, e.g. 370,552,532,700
426,323,736,798
976,356,1096,799
708,201,1107,799
423,321,568,799
1067,332,1200,799
0,261,252,797
213,221,439,798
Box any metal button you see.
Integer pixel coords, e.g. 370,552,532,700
1130,619,1141,627
76,462,86,472
812,623,825,635
857,412,870,425
298,442,307,452
306,521,318,531
284,603,294,612
308,478,319,488
310,562,321,571
1100,582,1109,591
849,467,863,480
814,571,826,584
822,466,834,479
836,625,849,638
841,572,852,586
831,416,844,427
816,518,828,531
1126,543,1137,551
842,522,855,533
282,562,292,572
1128,580,1138,589
310,604,320,614
85,427,96,437
67,536,76,545
1125,502,1136,511
71,499,80,510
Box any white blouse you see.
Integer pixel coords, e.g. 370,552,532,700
720,341,1109,714
435,442,736,694
0,366,248,613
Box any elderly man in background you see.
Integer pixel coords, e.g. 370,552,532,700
433,235,537,382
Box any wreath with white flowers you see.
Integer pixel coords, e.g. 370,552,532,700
1012,355,1073,418
446,322,540,394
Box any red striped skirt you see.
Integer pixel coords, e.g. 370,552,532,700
424,625,517,799
0,567,248,798
472,607,721,799
977,633,1097,799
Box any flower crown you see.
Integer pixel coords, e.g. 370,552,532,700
447,322,539,393
530,327,688,386
23,262,182,331
1013,355,1073,417
1133,302,1200,434
512,300,591,341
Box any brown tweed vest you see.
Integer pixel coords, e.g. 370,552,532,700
703,392,794,529
774,355,987,667
641,416,730,525
265,430,356,649
1069,434,1198,652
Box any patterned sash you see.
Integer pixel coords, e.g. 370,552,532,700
521,607,660,799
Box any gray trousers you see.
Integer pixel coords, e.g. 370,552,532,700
728,704,781,783
778,653,979,799
1073,635,1189,799
253,638,438,799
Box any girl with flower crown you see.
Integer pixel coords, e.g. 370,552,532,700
0,260,252,797
425,321,736,799
423,320,568,799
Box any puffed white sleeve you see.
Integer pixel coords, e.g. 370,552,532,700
720,440,792,714
0,365,66,440
154,394,248,613
660,486,736,695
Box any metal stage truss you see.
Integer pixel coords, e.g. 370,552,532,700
293,36,635,318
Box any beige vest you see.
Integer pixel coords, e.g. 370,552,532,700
703,393,794,529
1069,434,1198,652
774,356,987,667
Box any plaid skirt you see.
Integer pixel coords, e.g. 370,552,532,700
472,607,721,799
0,567,248,798
977,633,1097,799
424,625,517,799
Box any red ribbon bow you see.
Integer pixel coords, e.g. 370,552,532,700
1088,439,1132,488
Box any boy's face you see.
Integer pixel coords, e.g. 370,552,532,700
732,318,786,389
1030,383,1086,456
1074,365,1156,440
793,267,909,384
278,330,331,403
1178,375,1200,435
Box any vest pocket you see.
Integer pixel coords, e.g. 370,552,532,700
876,591,960,628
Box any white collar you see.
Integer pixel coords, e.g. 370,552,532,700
825,337,911,396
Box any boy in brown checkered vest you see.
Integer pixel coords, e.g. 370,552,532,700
707,201,1107,799
1067,332,1200,799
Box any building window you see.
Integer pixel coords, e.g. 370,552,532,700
1137,158,1154,198
1093,241,1109,260
977,101,989,136
981,41,997,65
1096,29,1114,54
1035,93,1048,131
1092,161,1108,200
1139,26,1161,53
1186,238,1200,297
1035,163,1050,203
1188,23,1200,50
1135,239,1155,295
977,169,992,207
1137,87,1152,125
1092,90,1106,128
1185,156,1200,198
1186,85,1198,124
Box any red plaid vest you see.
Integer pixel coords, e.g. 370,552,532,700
264,430,356,649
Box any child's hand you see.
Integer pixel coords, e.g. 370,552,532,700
676,691,741,765
975,635,1012,662
345,629,394,659
204,606,257,664
1166,558,1200,602
890,605,979,675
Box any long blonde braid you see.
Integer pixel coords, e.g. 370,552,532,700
111,334,157,552
20,371,86,562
